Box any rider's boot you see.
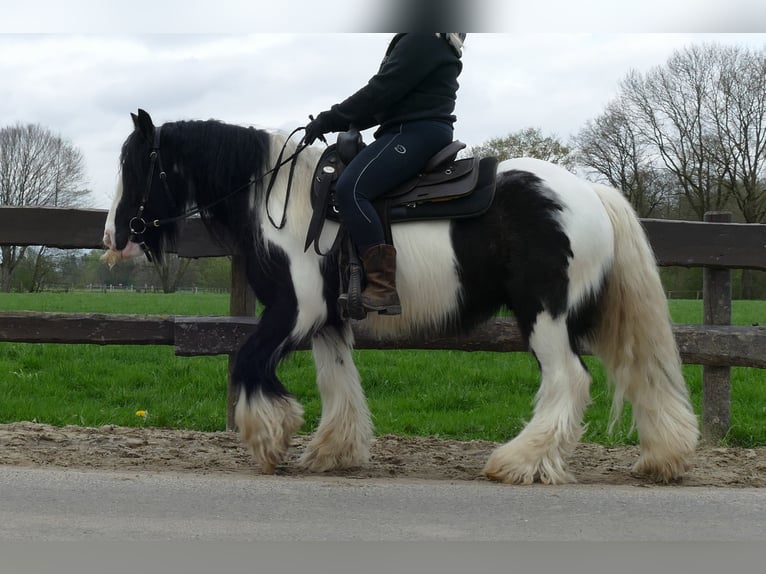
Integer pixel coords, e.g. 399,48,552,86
359,244,401,315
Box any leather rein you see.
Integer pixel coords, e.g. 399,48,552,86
129,125,310,254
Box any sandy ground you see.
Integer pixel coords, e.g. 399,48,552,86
1,421,764,486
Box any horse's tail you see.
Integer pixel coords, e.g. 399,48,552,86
588,183,699,481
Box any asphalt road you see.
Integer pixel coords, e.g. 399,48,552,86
1,465,764,541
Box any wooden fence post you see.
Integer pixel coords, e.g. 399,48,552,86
702,211,732,441
227,253,256,431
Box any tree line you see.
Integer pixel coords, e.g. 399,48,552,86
7,248,232,293
2,41,765,296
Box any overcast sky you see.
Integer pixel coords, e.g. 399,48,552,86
2,1,765,209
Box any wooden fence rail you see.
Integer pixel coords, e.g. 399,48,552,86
1,206,765,439
1,312,764,367
2,206,766,267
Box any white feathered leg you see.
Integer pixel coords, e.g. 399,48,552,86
484,312,591,484
300,324,374,472
235,388,304,474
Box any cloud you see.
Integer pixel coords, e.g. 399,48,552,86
2,31,764,209
3,0,765,33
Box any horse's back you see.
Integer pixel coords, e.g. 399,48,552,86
497,157,608,221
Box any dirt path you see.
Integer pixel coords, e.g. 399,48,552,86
1,422,764,486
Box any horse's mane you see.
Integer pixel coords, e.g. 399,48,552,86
173,120,272,246
121,119,272,254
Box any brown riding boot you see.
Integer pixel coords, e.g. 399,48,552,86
360,244,402,315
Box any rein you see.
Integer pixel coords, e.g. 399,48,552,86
129,125,310,250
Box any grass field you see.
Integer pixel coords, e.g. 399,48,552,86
1,291,764,446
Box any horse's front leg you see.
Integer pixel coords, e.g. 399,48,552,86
233,304,305,474
299,322,374,472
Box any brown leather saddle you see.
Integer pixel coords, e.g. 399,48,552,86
305,131,498,254
304,129,498,319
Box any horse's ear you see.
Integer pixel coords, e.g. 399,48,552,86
133,109,155,141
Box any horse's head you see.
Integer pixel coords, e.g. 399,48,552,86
103,109,179,264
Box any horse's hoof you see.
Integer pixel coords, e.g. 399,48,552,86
632,454,690,484
483,442,575,485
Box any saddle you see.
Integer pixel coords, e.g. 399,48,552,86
305,128,498,319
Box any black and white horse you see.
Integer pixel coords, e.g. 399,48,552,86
103,110,699,484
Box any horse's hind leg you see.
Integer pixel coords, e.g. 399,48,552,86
299,322,374,472
484,311,591,484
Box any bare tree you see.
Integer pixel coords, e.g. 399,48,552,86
712,45,766,224
712,45,766,298
619,44,737,219
576,42,766,225
150,255,193,294
469,127,576,170
0,123,90,291
573,99,672,217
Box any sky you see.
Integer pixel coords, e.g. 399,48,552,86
1,1,765,209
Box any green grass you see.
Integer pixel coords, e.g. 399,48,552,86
1,291,764,446
666,299,766,326
0,344,226,430
1,291,229,315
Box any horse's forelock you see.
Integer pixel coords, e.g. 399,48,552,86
118,129,156,205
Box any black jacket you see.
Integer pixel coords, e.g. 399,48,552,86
319,34,462,137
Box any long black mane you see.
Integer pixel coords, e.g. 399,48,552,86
119,119,271,256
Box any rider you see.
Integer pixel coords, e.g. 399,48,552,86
304,33,466,315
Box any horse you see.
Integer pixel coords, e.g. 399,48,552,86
103,109,699,484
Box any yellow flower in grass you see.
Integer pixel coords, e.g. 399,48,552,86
135,410,147,418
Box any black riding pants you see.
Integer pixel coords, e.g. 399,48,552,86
334,120,453,254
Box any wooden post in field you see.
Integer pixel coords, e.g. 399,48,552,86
228,252,256,431
702,211,732,441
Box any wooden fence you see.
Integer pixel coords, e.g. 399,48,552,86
1,206,765,439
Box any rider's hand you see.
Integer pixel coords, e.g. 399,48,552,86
304,112,331,145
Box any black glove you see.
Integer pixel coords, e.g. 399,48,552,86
304,112,332,145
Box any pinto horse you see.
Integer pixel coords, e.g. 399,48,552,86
103,109,699,484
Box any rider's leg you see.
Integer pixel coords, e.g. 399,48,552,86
334,120,453,314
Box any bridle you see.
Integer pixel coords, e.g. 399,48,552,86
128,124,311,258
128,126,169,258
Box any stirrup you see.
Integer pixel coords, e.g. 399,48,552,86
338,262,366,320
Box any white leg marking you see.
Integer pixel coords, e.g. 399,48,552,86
300,326,374,471
235,388,304,474
484,312,591,484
